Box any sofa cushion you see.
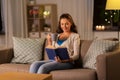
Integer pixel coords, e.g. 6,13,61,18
83,40,118,69
80,40,93,59
11,37,45,64
51,69,96,80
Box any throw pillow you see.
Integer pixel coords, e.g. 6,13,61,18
11,37,45,64
83,40,118,69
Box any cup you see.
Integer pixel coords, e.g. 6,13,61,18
51,33,58,47
51,33,58,41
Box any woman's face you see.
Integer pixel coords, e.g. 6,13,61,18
60,18,72,32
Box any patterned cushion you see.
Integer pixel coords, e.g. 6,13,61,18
11,37,45,64
83,40,118,69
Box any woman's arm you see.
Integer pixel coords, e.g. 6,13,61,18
70,34,80,61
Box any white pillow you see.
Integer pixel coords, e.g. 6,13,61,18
83,40,118,69
11,37,45,64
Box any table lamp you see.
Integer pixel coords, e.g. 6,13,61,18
106,0,120,41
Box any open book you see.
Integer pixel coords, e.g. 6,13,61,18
45,46,70,60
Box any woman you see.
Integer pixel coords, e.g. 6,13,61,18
29,13,80,74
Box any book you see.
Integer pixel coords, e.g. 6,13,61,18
45,47,70,60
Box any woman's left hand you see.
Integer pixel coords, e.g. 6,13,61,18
54,56,62,62
55,56,73,63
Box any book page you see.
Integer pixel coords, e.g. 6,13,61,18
46,45,66,49
46,45,55,49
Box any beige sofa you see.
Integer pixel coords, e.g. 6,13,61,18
0,40,120,80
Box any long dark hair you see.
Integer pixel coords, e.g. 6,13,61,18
56,13,78,33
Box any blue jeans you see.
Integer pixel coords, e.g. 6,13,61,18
29,60,74,74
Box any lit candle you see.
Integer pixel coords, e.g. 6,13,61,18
96,25,99,30
98,25,102,30
101,25,105,30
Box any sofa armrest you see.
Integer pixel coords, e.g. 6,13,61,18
0,48,14,64
96,49,120,80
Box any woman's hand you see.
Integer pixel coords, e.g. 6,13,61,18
46,34,52,46
55,56,62,62
55,56,73,63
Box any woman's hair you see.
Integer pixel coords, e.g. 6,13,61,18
56,13,78,33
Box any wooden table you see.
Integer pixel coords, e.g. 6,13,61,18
0,72,52,80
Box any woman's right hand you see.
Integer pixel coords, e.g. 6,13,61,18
46,34,52,46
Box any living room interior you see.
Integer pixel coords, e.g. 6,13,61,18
0,0,120,80
0,0,96,47
0,0,120,47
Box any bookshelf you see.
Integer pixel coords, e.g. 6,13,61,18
26,4,57,38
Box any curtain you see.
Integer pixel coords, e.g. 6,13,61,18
77,0,94,40
2,0,27,47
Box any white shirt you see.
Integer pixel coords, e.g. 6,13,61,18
55,33,80,61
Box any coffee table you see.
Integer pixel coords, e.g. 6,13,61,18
0,72,52,80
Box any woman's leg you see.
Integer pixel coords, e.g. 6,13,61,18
37,61,74,74
29,60,52,73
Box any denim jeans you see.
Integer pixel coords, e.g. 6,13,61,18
29,60,74,74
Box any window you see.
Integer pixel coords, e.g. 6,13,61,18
93,0,120,31
0,0,2,31
0,0,5,34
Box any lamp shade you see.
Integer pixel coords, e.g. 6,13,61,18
106,0,120,10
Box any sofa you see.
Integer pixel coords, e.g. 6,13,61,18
0,40,120,80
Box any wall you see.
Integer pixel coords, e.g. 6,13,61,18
0,35,5,46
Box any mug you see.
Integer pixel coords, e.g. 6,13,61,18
51,33,58,41
51,33,58,47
